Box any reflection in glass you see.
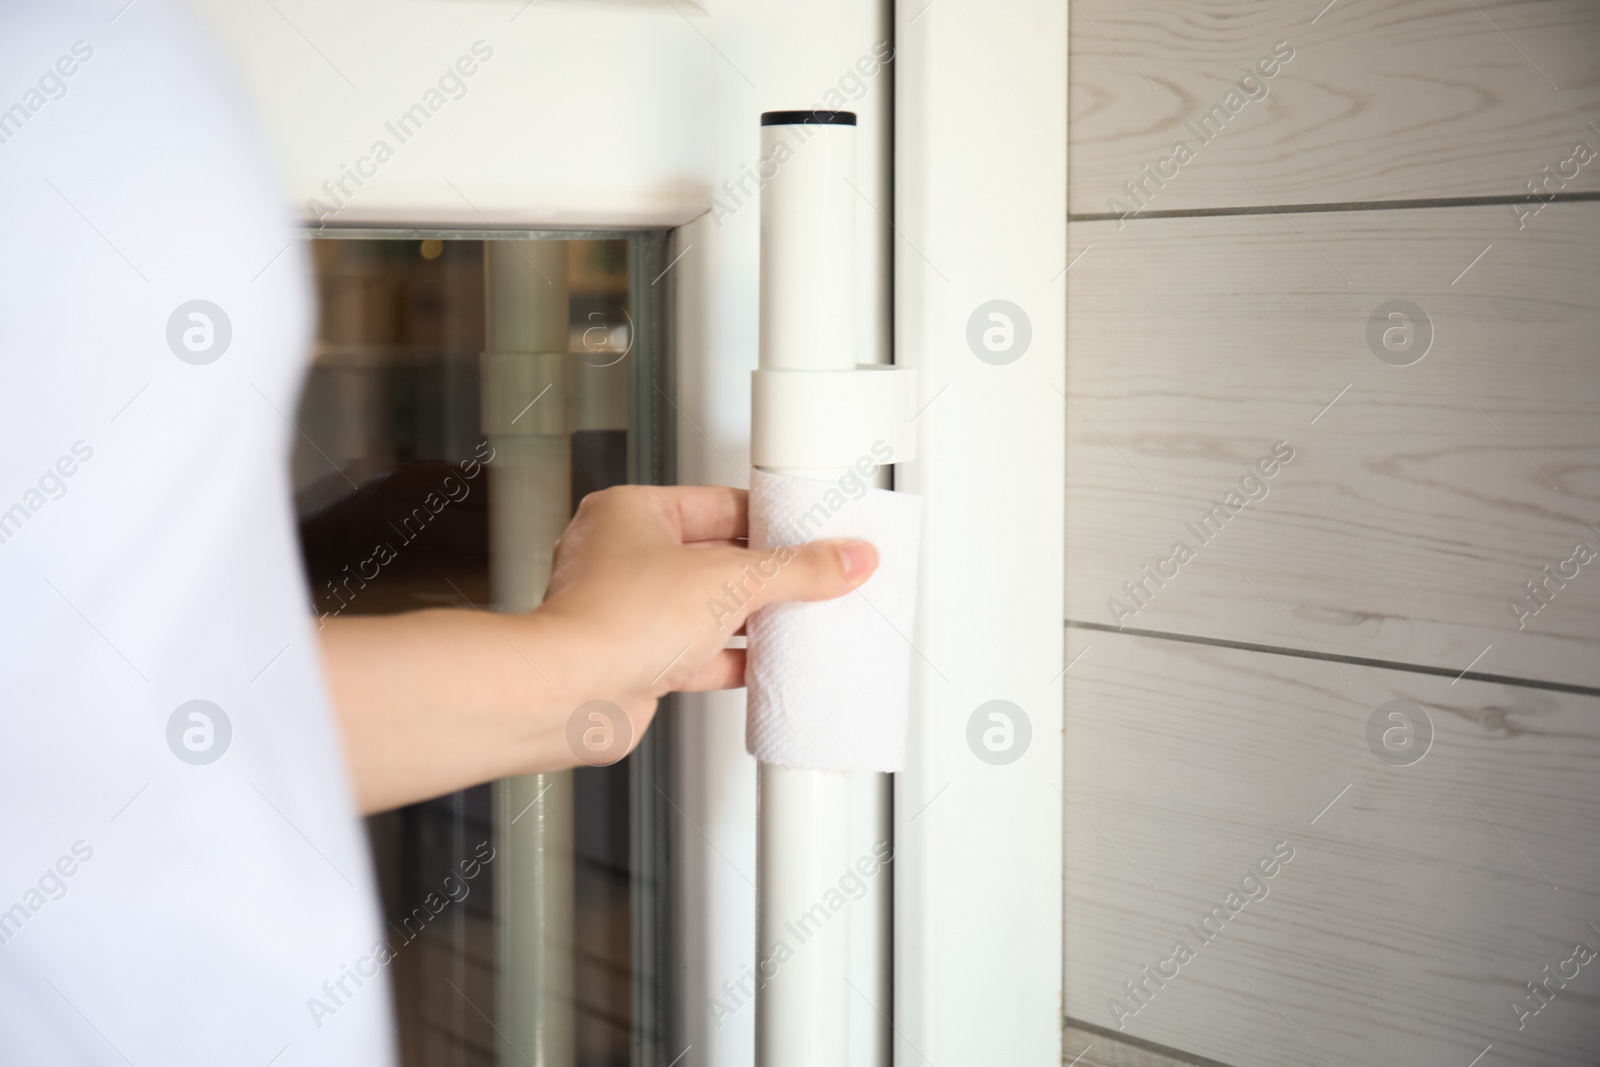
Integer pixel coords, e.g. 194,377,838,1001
292,233,673,1067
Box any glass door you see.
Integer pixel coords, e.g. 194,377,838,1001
290,231,675,1067
193,1,908,1061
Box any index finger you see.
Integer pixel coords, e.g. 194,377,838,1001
653,484,749,543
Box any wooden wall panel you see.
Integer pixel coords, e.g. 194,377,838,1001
1062,1024,1193,1067
1063,6,1600,1064
1064,204,1600,689
1068,0,1600,215
1063,630,1600,1067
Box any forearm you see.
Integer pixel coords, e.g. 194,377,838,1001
318,608,577,814
315,486,873,815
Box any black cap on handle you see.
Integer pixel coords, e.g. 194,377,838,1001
760,110,856,127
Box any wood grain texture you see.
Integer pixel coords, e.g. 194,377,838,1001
1064,203,1600,688
1068,0,1600,215
1062,629,1600,1067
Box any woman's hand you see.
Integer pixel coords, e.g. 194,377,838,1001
320,484,877,813
540,484,878,737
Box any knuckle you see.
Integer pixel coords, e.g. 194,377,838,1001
801,541,835,576
576,485,631,515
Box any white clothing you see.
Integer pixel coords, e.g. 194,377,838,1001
0,2,392,1063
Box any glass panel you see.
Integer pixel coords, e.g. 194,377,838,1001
291,233,674,1067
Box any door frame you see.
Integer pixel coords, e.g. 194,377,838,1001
193,0,1065,1061
892,1,1067,1063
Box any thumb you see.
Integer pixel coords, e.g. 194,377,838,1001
738,538,879,614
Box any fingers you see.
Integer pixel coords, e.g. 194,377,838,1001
658,485,749,543
726,539,879,618
678,647,747,692
571,485,748,546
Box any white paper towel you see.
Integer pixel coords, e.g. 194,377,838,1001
744,468,924,772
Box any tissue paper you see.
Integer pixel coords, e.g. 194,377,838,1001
744,468,924,772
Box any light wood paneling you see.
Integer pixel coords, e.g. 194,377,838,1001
1062,1024,1210,1067
1063,629,1600,1067
1064,203,1600,688
1069,0,1600,215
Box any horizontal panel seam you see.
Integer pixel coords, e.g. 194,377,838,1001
1067,190,1600,223
1063,1018,1241,1067
1065,619,1600,699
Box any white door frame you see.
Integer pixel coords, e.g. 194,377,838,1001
893,2,1066,1064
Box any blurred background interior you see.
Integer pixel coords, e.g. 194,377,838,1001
290,234,674,1067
